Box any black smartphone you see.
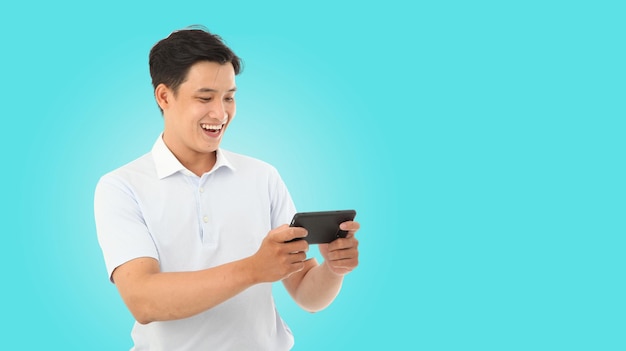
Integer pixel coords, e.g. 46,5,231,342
288,210,357,244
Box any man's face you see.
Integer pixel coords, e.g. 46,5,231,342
160,61,237,160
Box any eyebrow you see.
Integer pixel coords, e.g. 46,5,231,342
196,87,237,93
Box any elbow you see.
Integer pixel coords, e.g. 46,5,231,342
297,300,333,313
124,296,158,325
291,289,338,313
134,313,154,325
300,305,318,314
303,307,321,314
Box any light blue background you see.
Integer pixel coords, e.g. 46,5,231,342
2,1,624,350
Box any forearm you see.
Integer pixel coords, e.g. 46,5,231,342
289,259,344,312
118,257,257,324
115,226,311,324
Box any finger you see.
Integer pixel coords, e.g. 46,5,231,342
327,247,358,262
330,256,358,267
327,257,358,273
339,221,360,231
272,226,308,243
328,237,359,251
339,221,360,238
289,251,308,264
285,239,309,254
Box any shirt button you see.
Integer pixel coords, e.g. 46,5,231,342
203,216,209,223
199,187,204,193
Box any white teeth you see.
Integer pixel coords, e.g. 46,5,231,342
201,123,223,130
201,118,228,131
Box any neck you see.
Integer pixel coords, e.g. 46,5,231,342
161,134,217,177
179,152,217,177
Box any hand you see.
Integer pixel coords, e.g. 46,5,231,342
250,224,310,283
318,221,360,276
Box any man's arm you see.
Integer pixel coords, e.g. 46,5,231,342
113,225,309,324
282,221,360,312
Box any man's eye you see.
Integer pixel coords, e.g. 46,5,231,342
199,97,212,102
225,97,235,102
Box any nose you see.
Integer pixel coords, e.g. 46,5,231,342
208,101,227,120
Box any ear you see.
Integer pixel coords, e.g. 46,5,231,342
155,83,173,111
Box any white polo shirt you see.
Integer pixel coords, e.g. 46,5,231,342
94,135,297,350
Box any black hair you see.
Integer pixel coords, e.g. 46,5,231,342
149,25,242,95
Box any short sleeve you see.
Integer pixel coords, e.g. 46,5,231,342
268,167,297,230
94,174,159,282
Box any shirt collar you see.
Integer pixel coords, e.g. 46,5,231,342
151,134,235,179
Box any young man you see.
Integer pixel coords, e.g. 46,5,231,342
94,27,360,350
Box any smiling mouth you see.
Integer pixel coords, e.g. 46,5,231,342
200,117,228,136
200,122,225,133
